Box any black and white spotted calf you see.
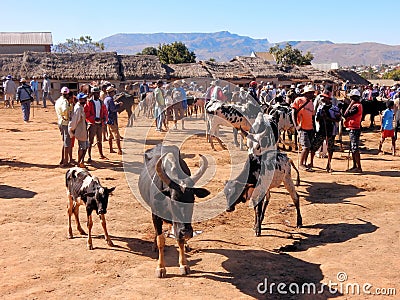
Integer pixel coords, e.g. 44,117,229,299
65,167,115,250
225,152,301,236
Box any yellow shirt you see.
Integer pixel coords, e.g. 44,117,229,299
55,96,71,126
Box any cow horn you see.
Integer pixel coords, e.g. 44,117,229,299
189,154,208,184
155,155,171,186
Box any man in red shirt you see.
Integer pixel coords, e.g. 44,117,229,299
291,85,316,171
84,86,108,163
344,89,363,173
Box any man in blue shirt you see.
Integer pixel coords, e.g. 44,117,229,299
378,100,396,156
139,80,149,101
104,86,123,155
30,76,39,105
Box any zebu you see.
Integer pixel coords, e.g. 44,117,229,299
138,144,210,278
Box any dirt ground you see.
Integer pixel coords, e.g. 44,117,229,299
0,103,399,300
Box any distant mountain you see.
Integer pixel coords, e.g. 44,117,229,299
100,31,400,66
100,31,270,62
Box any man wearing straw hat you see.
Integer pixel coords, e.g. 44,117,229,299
16,78,33,123
291,85,316,171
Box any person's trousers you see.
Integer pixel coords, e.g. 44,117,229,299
21,101,31,121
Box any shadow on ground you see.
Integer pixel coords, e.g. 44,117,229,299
0,184,37,199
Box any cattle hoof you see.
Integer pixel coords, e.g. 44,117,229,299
87,244,94,250
255,228,261,237
226,207,235,212
107,239,114,247
156,267,167,278
68,234,73,239
179,265,190,275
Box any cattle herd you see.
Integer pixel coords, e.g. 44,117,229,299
65,78,395,278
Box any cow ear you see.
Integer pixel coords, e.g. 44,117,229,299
107,187,116,194
193,188,210,198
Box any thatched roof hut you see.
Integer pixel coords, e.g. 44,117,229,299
232,56,283,79
200,60,254,82
297,65,340,83
119,55,167,80
166,62,212,80
328,69,370,85
0,51,121,81
20,51,121,81
0,53,24,78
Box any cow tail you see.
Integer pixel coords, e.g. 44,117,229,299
289,158,300,186
65,170,70,188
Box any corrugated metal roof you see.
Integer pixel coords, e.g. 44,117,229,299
0,32,52,45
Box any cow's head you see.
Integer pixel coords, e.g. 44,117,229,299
156,154,210,240
95,186,116,215
224,180,255,212
84,179,115,215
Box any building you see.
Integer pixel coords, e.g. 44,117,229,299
250,51,276,65
0,32,52,54
312,62,339,72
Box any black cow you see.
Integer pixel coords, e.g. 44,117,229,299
138,144,210,278
65,167,115,250
115,92,135,127
361,99,387,128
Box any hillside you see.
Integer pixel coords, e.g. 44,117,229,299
100,31,400,66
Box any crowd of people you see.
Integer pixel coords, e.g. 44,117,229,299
53,84,123,168
2,74,399,171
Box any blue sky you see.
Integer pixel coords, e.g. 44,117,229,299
3,0,400,45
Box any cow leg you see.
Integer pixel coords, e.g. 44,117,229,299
254,201,263,237
283,175,302,228
73,203,86,235
178,239,190,275
87,214,94,250
214,126,227,150
152,214,166,278
67,194,74,239
233,128,240,147
100,214,114,247
156,234,167,278
259,192,270,225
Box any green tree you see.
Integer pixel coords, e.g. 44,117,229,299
360,66,379,80
137,47,158,56
382,69,400,81
52,36,104,54
269,43,313,66
157,42,196,64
